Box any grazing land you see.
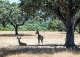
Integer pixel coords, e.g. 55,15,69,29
0,31,80,57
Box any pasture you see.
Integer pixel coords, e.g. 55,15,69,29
0,31,80,57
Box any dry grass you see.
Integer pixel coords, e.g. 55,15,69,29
0,31,80,57
6,51,80,57
0,31,80,47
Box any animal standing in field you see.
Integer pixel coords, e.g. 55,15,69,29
36,28,44,45
17,35,27,46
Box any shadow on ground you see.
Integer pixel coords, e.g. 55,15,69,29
0,44,80,57
0,34,34,37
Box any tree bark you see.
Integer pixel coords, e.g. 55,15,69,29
65,20,77,49
15,26,18,35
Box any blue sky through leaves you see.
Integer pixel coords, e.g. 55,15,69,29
8,0,19,3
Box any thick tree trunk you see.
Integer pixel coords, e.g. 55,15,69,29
65,20,77,49
15,26,18,35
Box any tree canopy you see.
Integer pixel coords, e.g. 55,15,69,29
0,0,28,35
8,3,28,35
0,0,10,27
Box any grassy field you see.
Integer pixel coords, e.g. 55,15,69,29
6,52,80,57
0,31,80,57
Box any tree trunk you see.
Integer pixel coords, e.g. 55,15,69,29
65,20,77,49
15,26,18,35
79,23,80,33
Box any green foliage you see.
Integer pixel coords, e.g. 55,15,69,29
8,3,28,25
48,20,58,31
47,20,66,31
0,19,66,31
0,0,10,27
19,20,49,31
0,24,14,31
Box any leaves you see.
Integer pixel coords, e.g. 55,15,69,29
0,0,10,27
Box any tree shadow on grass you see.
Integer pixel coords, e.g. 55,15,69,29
0,44,80,57
0,34,34,37
0,47,65,57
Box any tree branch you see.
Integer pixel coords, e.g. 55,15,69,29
6,9,15,27
59,0,68,9
18,21,25,26
59,0,70,19
75,18,80,27
46,1,66,24
72,6,80,17
53,7,66,23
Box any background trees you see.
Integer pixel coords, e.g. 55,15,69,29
7,3,28,35
0,0,65,32
0,0,9,28
47,19,66,31
0,0,28,35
